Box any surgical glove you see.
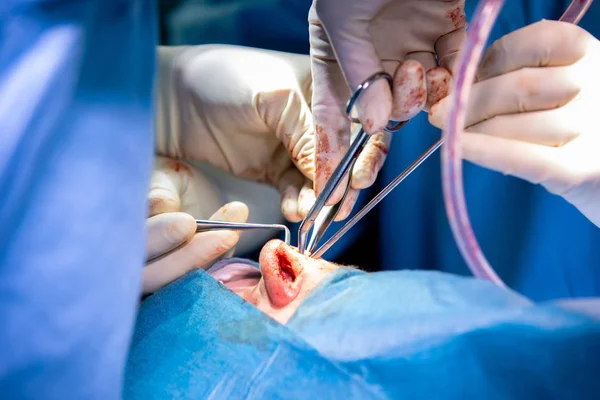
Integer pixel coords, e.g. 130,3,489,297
429,20,600,227
156,45,356,222
144,156,249,294
309,0,466,203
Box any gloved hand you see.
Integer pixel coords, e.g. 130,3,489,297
156,45,364,222
143,156,249,294
429,20,600,228
309,0,466,204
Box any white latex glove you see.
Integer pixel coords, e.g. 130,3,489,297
429,20,600,228
156,45,363,222
309,0,466,204
143,156,250,294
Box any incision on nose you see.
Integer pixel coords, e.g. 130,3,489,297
275,246,297,282
260,240,303,308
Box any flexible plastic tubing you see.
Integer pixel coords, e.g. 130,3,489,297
441,0,594,286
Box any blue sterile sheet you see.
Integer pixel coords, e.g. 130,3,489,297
125,262,600,399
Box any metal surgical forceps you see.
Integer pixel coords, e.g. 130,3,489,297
298,72,444,259
146,220,290,264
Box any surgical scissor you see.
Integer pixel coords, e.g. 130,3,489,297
146,220,290,264
298,72,443,259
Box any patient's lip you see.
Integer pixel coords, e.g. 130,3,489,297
259,240,303,308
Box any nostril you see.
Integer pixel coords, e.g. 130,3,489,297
276,248,296,282
279,262,296,282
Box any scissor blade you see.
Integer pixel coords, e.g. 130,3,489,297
305,172,356,256
297,126,370,254
304,205,332,254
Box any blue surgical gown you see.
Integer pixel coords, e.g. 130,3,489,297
0,1,156,398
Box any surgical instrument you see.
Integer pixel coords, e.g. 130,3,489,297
297,72,407,256
312,137,443,259
297,71,442,257
147,220,290,264
301,0,594,264
195,220,290,244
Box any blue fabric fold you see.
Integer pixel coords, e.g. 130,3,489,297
126,262,600,399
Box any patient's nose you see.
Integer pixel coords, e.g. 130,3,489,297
259,240,305,307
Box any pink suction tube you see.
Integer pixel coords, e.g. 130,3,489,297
441,0,594,286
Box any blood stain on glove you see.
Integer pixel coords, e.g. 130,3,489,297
447,7,468,29
314,124,335,181
163,158,192,175
363,144,386,178
351,131,390,189
370,139,389,156
148,195,179,217
216,203,235,220
392,61,427,120
426,67,452,108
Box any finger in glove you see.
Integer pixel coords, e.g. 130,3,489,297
351,131,392,190
148,157,193,216
390,59,427,121
143,202,249,294
145,212,196,262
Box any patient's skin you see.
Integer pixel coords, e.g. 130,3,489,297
226,240,342,324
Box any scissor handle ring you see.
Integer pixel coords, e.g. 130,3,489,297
345,72,405,134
